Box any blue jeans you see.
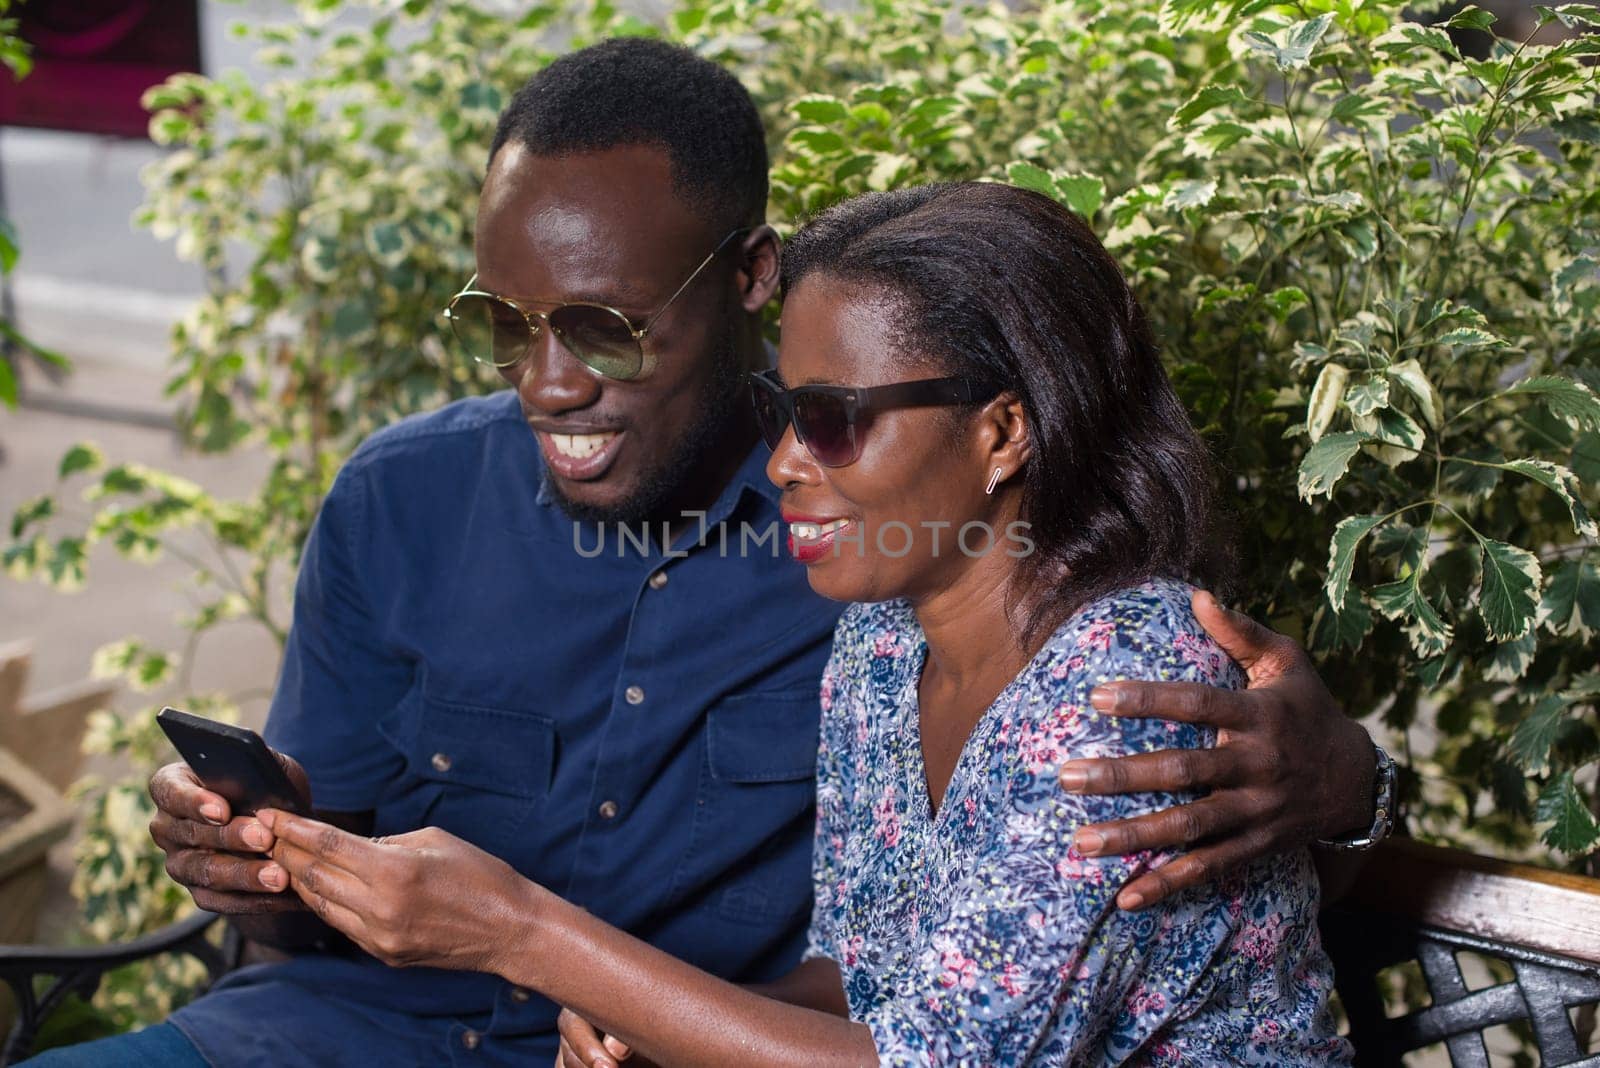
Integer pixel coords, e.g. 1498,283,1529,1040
19,1022,208,1067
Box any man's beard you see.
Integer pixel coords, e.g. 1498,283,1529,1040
546,321,745,528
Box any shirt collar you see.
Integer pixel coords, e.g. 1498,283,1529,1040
720,434,781,516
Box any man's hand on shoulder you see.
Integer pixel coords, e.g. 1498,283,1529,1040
1057,590,1376,910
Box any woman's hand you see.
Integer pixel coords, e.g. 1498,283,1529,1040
257,809,535,974
556,1008,639,1068
1057,589,1377,911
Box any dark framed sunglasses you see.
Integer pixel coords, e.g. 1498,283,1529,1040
750,368,999,468
442,228,748,382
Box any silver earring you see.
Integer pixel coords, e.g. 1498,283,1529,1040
985,467,1002,495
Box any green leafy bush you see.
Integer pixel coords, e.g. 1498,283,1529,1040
5,0,1597,1022
65,700,235,1030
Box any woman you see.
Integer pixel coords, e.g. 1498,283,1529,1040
260,183,1350,1065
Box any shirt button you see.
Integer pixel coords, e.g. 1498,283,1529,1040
648,570,669,590
430,752,452,773
598,800,620,820
509,986,532,1003
624,685,645,705
461,1029,480,1051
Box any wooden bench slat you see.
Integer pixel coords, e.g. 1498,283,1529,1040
1347,839,1600,966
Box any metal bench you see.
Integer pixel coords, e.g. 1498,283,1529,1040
1321,837,1600,1066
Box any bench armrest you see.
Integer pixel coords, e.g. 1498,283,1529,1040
1323,838,1600,1066
0,911,237,1065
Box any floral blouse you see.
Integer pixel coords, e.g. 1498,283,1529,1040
804,577,1352,1066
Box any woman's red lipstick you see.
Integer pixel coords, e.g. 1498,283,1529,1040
782,511,856,565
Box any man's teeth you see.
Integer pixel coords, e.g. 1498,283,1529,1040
550,432,618,459
792,519,850,541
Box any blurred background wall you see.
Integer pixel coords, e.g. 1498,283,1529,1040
0,1,304,947
0,1,331,709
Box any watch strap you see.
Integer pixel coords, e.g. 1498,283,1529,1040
1316,743,1395,852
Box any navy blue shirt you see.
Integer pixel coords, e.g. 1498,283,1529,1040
171,391,843,1066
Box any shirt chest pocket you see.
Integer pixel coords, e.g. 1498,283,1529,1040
669,692,822,926
706,693,823,783
377,695,555,857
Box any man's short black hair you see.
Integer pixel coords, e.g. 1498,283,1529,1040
489,38,768,231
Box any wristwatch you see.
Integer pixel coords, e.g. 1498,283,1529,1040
1315,743,1396,851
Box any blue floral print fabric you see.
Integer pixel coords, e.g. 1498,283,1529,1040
805,577,1353,1066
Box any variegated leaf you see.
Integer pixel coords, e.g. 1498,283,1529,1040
1478,538,1542,641
1306,363,1348,443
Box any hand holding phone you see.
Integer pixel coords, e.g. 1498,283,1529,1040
150,707,314,915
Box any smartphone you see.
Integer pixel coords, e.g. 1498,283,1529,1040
156,706,308,820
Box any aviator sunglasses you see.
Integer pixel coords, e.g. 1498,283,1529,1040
750,368,999,468
443,228,749,381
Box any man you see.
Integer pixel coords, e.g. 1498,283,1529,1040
39,38,1381,1067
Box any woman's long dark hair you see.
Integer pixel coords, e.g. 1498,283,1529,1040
781,182,1232,636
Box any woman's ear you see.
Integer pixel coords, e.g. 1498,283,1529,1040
738,225,782,312
977,391,1031,483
